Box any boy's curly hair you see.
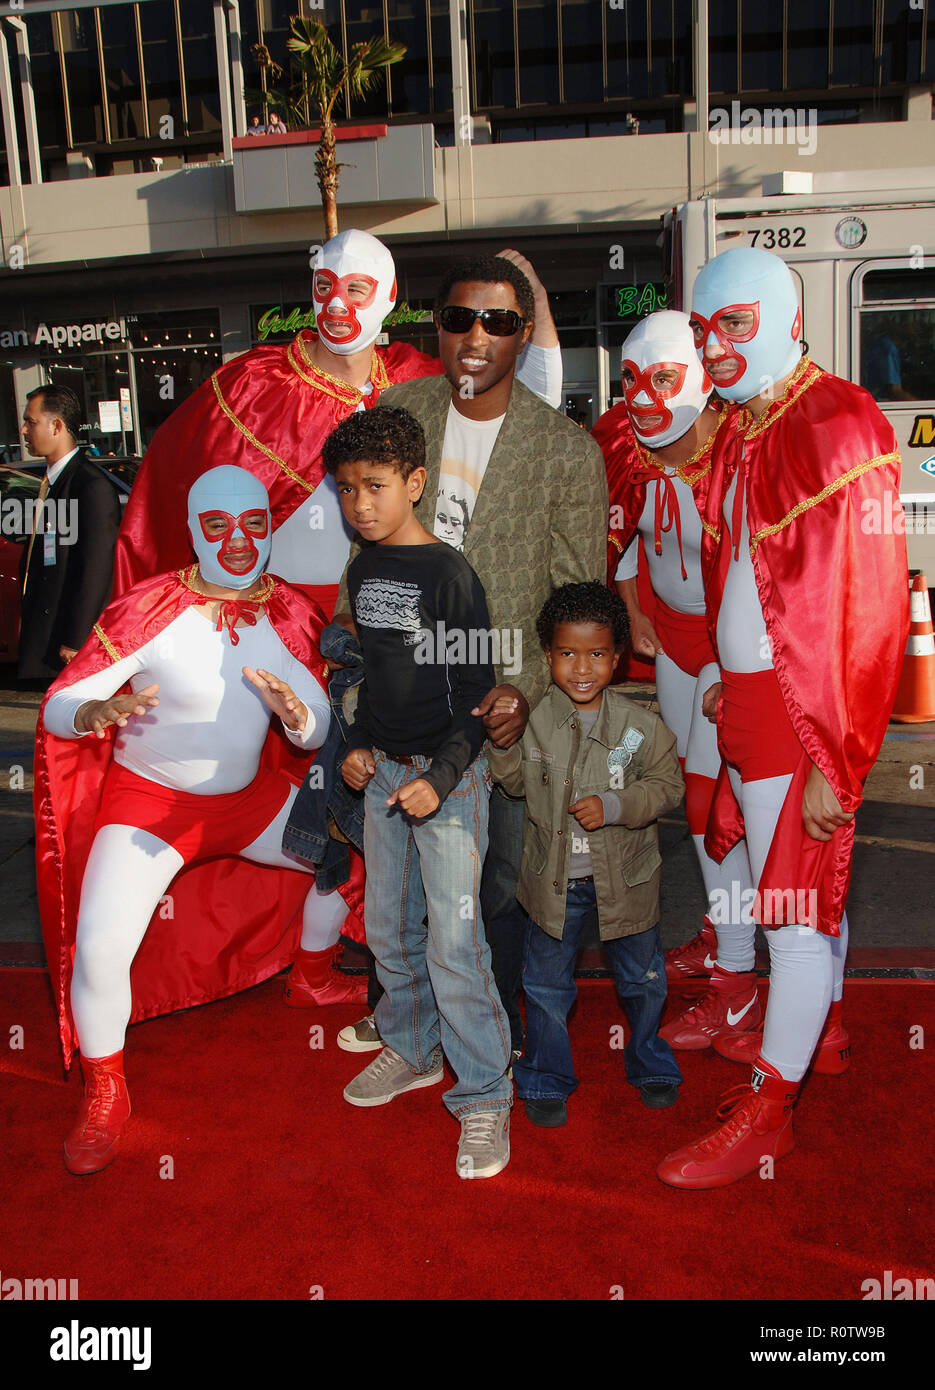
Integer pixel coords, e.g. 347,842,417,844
321,406,425,480
536,582,630,650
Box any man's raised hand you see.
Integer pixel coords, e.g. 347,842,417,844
76,684,160,739
243,666,307,733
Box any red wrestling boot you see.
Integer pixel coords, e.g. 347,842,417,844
64,1051,131,1176
283,945,369,1007
659,963,762,1050
714,998,851,1075
664,918,718,983
657,1056,799,1189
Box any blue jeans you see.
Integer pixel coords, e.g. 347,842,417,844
364,751,512,1117
514,878,682,1099
480,786,529,1052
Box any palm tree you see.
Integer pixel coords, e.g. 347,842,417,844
286,15,406,239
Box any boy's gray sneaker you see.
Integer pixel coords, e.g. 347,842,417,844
343,1046,443,1107
456,1109,511,1180
337,1014,382,1053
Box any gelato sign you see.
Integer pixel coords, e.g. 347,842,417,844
0,318,128,350
254,301,432,342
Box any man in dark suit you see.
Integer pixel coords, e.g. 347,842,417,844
18,385,121,682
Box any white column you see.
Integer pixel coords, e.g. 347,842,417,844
213,0,234,162
7,17,40,185
226,0,246,138
0,22,21,188
449,0,471,146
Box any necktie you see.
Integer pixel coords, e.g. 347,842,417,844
22,473,50,594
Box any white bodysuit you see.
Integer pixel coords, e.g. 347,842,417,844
48,606,338,1059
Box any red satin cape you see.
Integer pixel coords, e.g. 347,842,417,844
700,360,910,934
114,334,443,593
33,570,352,1069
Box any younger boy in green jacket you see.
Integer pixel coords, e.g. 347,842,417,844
487,581,684,1124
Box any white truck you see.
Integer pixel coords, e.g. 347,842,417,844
666,169,935,574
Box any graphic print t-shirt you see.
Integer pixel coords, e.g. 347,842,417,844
433,403,506,551
346,542,495,802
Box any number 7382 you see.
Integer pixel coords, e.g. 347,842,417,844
749,226,806,248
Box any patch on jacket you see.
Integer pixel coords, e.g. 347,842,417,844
608,728,644,775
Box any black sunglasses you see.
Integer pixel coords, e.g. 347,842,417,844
436,306,526,336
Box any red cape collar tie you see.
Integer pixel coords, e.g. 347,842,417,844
210,598,261,645
630,463,688,581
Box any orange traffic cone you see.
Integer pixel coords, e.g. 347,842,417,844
891,573,935,723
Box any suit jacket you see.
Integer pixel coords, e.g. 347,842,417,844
18,450,122,679
338,376,609,712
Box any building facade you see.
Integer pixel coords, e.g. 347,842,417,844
1,0,934,456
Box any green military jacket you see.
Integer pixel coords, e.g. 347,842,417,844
337,374,609,713
488,686,684,940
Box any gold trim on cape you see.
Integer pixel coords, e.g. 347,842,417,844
93,622,121,662
736,356,820,441
749,452,900,552
632,402,727,487
210,371,315,495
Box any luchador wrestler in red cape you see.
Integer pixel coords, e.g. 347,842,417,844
594,312,759,1058
657,247,909,1190
36,467,333,1174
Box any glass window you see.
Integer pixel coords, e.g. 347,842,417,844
60,9,105,144
859,270,935,402
517,0,559,106
606,0,649,101
786,0,829,89
560,0,603,105
140,1,183,137
129,308,222,449
741,0,782,93
342,1,391,121
387,0,431,115
648,0,686,97
181,0,221,133
24,13,67,152
100,5,144,141
880,0,920,85
924,7,935,81
708,0,738,94
831,0,874,86
471,0,517,109
430,1,453,112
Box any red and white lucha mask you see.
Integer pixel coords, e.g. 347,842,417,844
312,229,398,356
187,465,271,590
621,310,713,449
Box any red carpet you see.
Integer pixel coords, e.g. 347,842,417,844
1,967,932,1301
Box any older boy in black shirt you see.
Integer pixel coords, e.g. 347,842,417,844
326,408,512,1179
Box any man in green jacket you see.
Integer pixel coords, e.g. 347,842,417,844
337,254,608,1053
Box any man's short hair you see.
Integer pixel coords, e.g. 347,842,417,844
26,384,82,439
536,582,631,650
434,254,535,324
322,406,426,480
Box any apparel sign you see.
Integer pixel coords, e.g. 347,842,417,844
0,319,128,351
